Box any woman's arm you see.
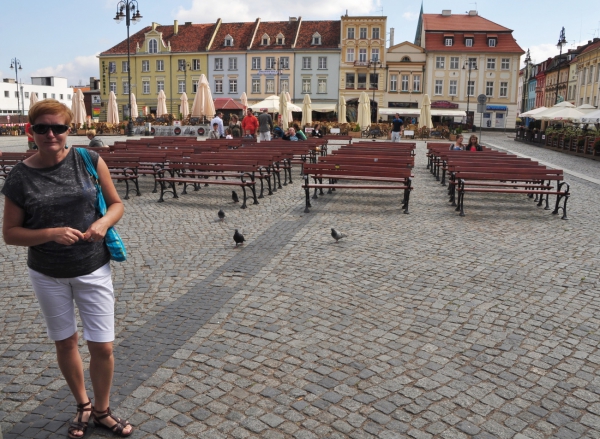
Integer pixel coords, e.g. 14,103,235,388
3,197,84,246
82,157,124,242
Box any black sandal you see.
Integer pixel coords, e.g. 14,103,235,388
93,407,133,437
68,400,92,439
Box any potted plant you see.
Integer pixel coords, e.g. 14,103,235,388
349,123,362,138
119,123,126,135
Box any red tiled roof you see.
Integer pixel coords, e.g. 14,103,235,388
211,21,258,51
426,33,524,54
580,40,600,55
214,98,245,110
251,20,300,50
101,23,216,55
294,20,340,49
423,13,511,32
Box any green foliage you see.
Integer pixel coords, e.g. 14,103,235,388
353,124,361,132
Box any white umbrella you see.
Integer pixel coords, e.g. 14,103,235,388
549,107,585,121
157,90,168,117
130,93,139,119
199,74,215,118
301,94,312,127
357,92,371,131
520,106,548,118
190,87,202,117
339,96,347,124
575,104,597,113
419,94,433,129
285,91,294,124
107,91,119,125
74,89,87,128
251,95,301,113
30,92,38,107
240,92,248,111
180,92,189,119
279,92,289,129
581,109,600,124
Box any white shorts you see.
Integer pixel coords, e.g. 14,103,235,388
391,131,401,142
28,263,115,342
259,131,271,141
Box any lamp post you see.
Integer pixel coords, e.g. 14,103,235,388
369,57,382,123
178,61,190,92
463,58,478,127
103,63,114,94
555,27,567,105
114,0,142,136
9,58,23,124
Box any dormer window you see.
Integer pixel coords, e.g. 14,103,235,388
445,38,453,46
261,33,270,46
224,34,233,47
401,56,411,62
465,38,473,47
312,32,322,45
488,38,497,47
148,39,158,53
276,33,285,45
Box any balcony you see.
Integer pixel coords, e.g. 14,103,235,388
345,83,355,89
354,61,370,67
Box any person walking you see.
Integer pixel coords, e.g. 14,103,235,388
391,114,403,142
1,99,132,438
257,109,273,141
241,108,259,138
210,112,225,138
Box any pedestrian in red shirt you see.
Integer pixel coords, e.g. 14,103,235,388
241,108,259,138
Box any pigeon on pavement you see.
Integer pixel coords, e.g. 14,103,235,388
218,209,225,221
234,229,245,247
331,228,347,243
232,190,239,203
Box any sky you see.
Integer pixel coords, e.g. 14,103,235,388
2,0,599,87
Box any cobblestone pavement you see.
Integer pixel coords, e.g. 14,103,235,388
1,133,600,439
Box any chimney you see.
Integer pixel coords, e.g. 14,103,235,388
289,17,297,22
468,10,478,16
390,28,394,46
152,22,158,31
174,20,178,35
442,10,451,16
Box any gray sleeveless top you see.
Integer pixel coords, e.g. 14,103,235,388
1,148,110,278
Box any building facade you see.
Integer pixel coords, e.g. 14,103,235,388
383,41,426,116
575,40,600,107
0,76,73,120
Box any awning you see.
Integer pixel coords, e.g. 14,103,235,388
311,103,337,113
213,98,245,110
379,108,421,116
430,109,467,117
486,105,507,111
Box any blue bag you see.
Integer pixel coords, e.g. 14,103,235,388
75,148,127,262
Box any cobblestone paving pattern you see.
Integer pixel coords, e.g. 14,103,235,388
1,134,600,439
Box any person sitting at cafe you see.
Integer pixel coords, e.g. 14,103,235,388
282,127,299,141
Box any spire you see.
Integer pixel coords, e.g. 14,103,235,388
414,1,424,46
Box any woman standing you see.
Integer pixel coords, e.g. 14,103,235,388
1,100,132,438
466,135,483,151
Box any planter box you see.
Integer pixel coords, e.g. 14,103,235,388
348,131,362,138
77,129,86,135
120,129,125,135
449,134,456,141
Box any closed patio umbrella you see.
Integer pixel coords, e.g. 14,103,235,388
285,91,293,123
357,92,371,131
301,94,312,127
339,96,347,124
190,87,202,117
419,94,433,129
130,93,139,119
279,92,289,129
106,91,119,125
157,90,168,117
30,92,38,107
199,74,215,118
240,92,248,112
180,92,189,119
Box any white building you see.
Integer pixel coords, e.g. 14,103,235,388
0,76,73,120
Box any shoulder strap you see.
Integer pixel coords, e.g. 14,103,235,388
75,148,98,180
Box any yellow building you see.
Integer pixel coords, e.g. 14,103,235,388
575,40,600,107
339,14,387,124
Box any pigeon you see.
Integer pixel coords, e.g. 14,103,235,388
233,229,245,247
232,190,239,203
331,228,347,243
218,209,225,221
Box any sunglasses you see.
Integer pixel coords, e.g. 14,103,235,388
31,124,70,135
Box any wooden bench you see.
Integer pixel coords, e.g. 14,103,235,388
101,155,141,199
302,163,413,214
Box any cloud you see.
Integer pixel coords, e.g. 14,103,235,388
527,39,589,66
30,54,99,87
175,0,376,22
402,12,419,21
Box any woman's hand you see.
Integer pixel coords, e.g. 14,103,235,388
54,227,85,245
83,220,109,243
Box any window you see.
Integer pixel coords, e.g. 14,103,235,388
109,82,116,94
266,78,275,93
589,66,594,83
263,57,274,69
346,73,355,89
261,34,270,45
401,75,409,92
312,33,321,45
192,59,201,71
436,56,445,69
318,78,327,93
449,80,457,95
215,58,223,70
468,57,477,69
123,82,129,95
276,34,284,45
302,78,311,93
122,61,129,73
108,62,116,73
302,57,311,69
357,73,366,89
318,57,327,69
280,57,289,69
25,92,30,98
142,60,150,72
178,59,187,71
413,75,421,92
346,48,355,63
488,38,496,47
372,28,380,39
192,80,199,93
156,60,164,71
390,75,397,92
359,48,367,62
228,58,237,70
359,27,367,39
214,79,222,93
467,81,474,96
149,39,158,53
3,91,8,98
450,57,459,69
224,35,233,46
487,58,496,70
401,56,411,62
280,79,289,92
229,79,237,93
501,58,510,70
157,80,164,93
500,82,508,97
371,48,379,62
445,38,453,46
51,93,56,99
252,57,261,70
177,80,185,93
465,38,473,47
486,81,494,97
347,27,355,39
143,80,150,94
370,73,378,89
434,80,443,95
252,78,260,93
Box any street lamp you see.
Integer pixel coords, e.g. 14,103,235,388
114,0,142,136
9,58,23,124
103,63,115,94
463,58,478,127
521,49,531,117
369,57,382,123
178,61,191,94
555,27,567,105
